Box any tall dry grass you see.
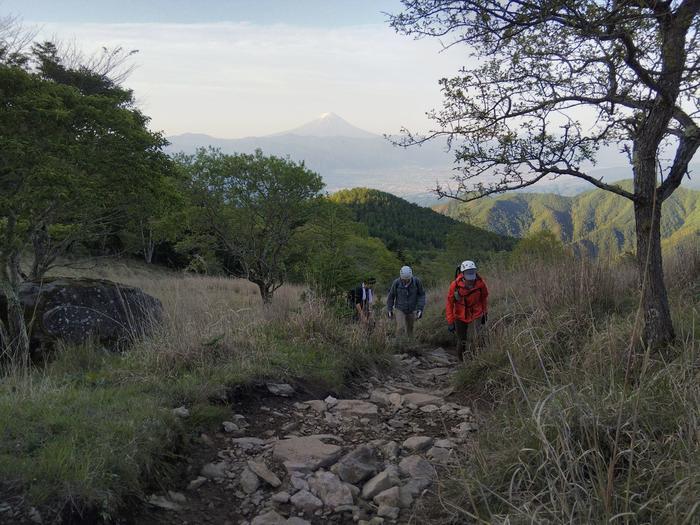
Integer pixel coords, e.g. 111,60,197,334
426,246,700,523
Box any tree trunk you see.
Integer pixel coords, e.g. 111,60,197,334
141,222,156,264
633,186,675,348
0,252,30,368
257,282,274,304
30,223,51,281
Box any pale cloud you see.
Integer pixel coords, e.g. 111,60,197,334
35,21,466,137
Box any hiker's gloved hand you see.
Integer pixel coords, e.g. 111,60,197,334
481,313,488,325
415,310,423,320
448,323,455,333
387,310,394,319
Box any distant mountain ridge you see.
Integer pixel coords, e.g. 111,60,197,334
166,113,453,194
436,181,700,257
166,114,700,200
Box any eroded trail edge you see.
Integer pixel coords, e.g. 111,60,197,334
143,347,478,525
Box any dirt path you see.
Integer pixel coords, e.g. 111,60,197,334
137,346,477,525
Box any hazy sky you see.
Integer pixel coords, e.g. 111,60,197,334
2,0,467,138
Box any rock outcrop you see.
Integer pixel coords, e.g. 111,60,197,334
0,277,162,352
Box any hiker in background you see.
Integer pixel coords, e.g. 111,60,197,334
446,260,489,362
353,277,376,325
387,266,426,338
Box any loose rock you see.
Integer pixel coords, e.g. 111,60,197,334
247,460,282,487
402,436,433,452
200,462,227,479
332,399,378,417
308,471,354,510
273,437,342,472
401,393,443,407
290,490,323,514
267,383,295,397
336,444,382,484
240,467,261,494
398,455,436,480
373,486,400,508
361,467,400,500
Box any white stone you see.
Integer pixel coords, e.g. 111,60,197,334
200,461,227,479
361,467,400,499
308,471,354,509
290,489,323,514
427,447,452,463
434,439,455,449
271,491,291,503
377,505,400,520
187,476,207,490
247,460,282,487
373,486,400,507
267,383,295,396
324,395,338,406
402,436,433,452
304,400,327,414
240,467,261,494
251,510,288,525
222,421,239,433
172,406,190,418
148,494,182,511
381,441,399,460
332,399,378,417
273,437,342,472
402,393,443,407
290,475,310,492
398,455,436,480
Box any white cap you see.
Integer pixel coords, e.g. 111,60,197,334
460,260,477,272
399,266,413,279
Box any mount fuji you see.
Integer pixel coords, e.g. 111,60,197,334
166,113,454,201
273,112,379,139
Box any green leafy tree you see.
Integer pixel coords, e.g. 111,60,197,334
120,172,185,264
179,148,324,303
511,230,568,265
290,200,361,299
391,1,700,347
0,43,167,364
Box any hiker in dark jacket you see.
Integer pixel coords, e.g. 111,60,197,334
446,260,489,361
387,266,426,338
353,277,376,324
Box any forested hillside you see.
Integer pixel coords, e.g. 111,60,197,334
437,181,700,257
331,188,515,259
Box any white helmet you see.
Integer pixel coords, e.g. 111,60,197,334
399,265,413,279
460,260,477,272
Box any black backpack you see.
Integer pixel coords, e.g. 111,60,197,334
346,287,358,308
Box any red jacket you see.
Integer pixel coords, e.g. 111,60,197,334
446,275,488,325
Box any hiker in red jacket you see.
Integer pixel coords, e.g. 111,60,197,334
446,260,489,361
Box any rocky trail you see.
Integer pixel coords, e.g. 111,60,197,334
139,346,477,525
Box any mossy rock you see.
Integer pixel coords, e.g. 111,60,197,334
0,277,162,353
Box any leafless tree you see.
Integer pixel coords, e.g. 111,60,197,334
390,0,700,347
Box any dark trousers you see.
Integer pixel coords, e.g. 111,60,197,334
456,319,481,361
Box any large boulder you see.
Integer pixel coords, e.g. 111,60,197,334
0,277,162,352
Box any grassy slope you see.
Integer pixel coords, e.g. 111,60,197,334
440,182,700,257
418,246,700,523
0,261,392,519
